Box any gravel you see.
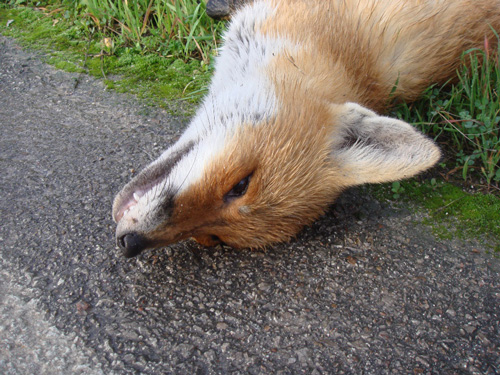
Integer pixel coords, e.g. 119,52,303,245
1,34,499,374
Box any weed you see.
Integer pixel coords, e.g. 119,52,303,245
391,181,405,200
393,35,500,189
71,0,224,64
0,2,219,106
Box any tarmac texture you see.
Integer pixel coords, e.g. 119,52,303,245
1,35,499,374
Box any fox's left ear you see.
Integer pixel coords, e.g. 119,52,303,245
329,102,441,186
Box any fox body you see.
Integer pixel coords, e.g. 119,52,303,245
113,0,500,257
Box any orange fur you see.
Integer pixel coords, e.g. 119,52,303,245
262,0,500,109
187,0,500,248
113,0,500,255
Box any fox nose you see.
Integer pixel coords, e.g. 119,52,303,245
118,232,148,258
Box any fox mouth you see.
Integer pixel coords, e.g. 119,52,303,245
114,190,145,222
113,178,162,223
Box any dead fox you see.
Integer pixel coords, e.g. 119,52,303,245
112,0,500,257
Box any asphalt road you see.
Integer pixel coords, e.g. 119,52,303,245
1,35,499,374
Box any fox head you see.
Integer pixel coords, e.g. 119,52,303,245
112,101,440,257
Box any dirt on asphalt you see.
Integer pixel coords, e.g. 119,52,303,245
1,35,499,374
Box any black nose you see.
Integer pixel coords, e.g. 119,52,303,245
118,232,148,258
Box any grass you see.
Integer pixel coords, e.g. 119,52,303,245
1,0,499,246
79,0,223,64
0,0,224,109
392,39,500,189
373,180,500,248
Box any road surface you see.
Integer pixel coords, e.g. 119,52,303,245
1,35,499,374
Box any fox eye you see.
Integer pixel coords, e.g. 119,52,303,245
224,174,252,203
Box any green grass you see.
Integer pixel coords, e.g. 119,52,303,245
0,0,223,108
79,0,224,63
376,180,500,243
392,40,500,189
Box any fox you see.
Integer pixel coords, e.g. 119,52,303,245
112,0,500,258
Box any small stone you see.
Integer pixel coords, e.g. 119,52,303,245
296,348,309,364
216,322,228,330
206,0,230,19
206,0,250,20
176,343,194,359
476,332,490,345
464,325,476,334
204,350,216,361
76,300,90,314
416,356,430,367
258,282,271,292
346,255,357,265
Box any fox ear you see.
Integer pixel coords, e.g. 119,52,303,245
329,103,441,186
